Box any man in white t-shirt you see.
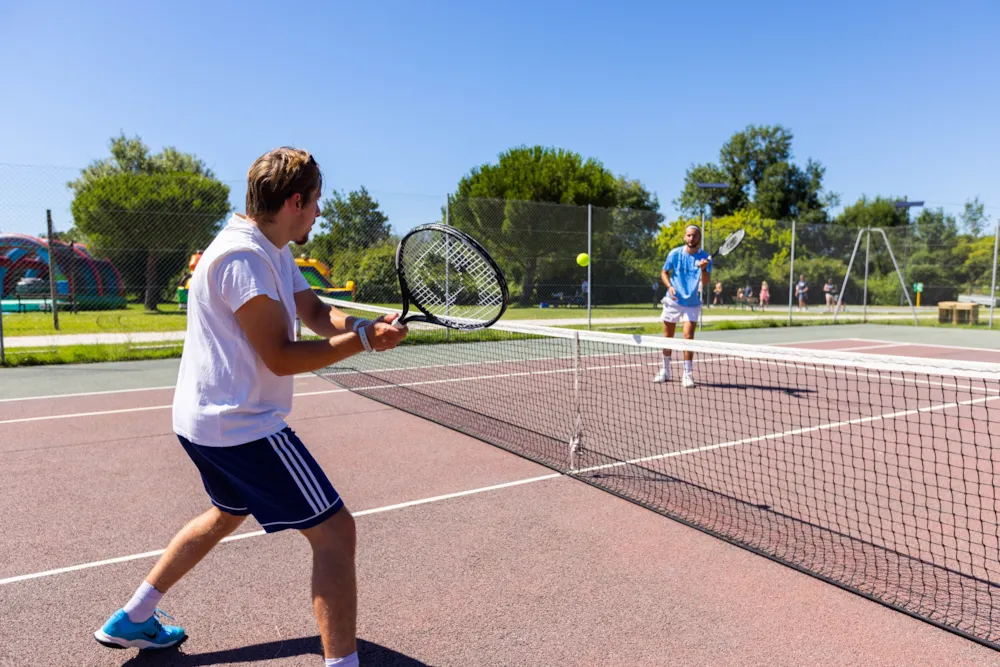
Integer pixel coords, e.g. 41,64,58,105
94,148,405,667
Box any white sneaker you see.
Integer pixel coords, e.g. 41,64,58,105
653,367,670,383
682,373,695,388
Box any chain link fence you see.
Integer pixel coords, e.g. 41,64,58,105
1,162,997,365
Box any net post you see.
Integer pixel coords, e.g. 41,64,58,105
990,218,999,329
587,204,592,331
873,227,918,326
568,329,582,471
46,209,59,331
787,219,796,325
834,229,864,323
445,196,451,342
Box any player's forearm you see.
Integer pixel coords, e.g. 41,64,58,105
269,333,366,376
661,271,671,287
304,304,362,338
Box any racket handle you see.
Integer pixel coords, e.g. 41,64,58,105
391,315,404,329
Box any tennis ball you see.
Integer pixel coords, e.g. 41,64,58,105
577,253,590,267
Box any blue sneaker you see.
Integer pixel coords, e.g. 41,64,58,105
94,608,187,650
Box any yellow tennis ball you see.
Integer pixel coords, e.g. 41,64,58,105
577,253,590,267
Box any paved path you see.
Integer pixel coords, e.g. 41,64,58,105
1,310,939,348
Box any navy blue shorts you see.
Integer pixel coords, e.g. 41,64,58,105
177,427,344,533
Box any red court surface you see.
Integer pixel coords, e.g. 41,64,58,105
4,338,1000,666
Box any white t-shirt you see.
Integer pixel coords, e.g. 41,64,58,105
172,214,311,447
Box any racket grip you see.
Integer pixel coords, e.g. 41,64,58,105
391,316,404,329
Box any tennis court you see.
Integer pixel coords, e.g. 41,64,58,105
3,326,1000,666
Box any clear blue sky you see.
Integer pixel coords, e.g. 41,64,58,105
1,0,998,237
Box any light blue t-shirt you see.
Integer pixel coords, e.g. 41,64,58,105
663,247,712,307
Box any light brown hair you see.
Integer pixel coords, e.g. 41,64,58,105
245,147,323,221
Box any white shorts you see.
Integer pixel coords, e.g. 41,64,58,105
661,296,701,324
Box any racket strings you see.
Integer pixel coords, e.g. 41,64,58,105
402,230,505,324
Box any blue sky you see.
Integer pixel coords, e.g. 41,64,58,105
1,0,998,237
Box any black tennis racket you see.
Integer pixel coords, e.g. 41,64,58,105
389,223,509,331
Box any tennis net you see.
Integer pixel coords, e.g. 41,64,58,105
313,298,1000,650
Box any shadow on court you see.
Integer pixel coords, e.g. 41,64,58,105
702,382,817,398
119,636,431,666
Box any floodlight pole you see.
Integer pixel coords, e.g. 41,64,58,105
894,198,923,310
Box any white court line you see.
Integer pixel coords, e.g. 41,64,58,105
0,472,563,586
0,388,349,426
6,381,997,587
838,338,1000,355
817,342,910,352
8,345,997,426
0,374,320,404
0,385,176,404
770,338,875,348
572,392,1000,476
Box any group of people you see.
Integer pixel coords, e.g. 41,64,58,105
710,280,771,310
699,276,844,313
795,275,845,313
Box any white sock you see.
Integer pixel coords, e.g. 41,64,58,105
123,580,162,623
662,355,671,371
326,653,359,667
684,360,693,374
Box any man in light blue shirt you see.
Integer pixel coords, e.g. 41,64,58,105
654,224,712,387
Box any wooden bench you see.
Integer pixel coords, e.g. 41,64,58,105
937,301,980,325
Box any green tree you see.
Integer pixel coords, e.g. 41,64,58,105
834,196,910,228
320,186,390,250
69,135,230,309
906,208,962,299
296,186,394,296
68,132,219,192
676,124,836,222
962,196,989,237
451,146,658,305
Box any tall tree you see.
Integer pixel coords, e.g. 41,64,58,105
297,187,397,301
834,196,910,228
68,132,219,192
676,124,835,222
68,134,230,309
319,186,391,250
962,196,989,237
451,146,658,305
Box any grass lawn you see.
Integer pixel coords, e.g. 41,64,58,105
1,342,186,367
2,298,989,368
1,303,188,337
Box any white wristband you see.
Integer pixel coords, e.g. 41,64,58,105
358,325,373,352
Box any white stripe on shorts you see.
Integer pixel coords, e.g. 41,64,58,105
268,434,324,514
278,430,332,508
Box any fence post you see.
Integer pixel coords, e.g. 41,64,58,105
990,218,999,329
587,204,592,330
787,219,796,325
445,196,451,341
862,227,871,323
0,292,5,365
46,210,59,331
